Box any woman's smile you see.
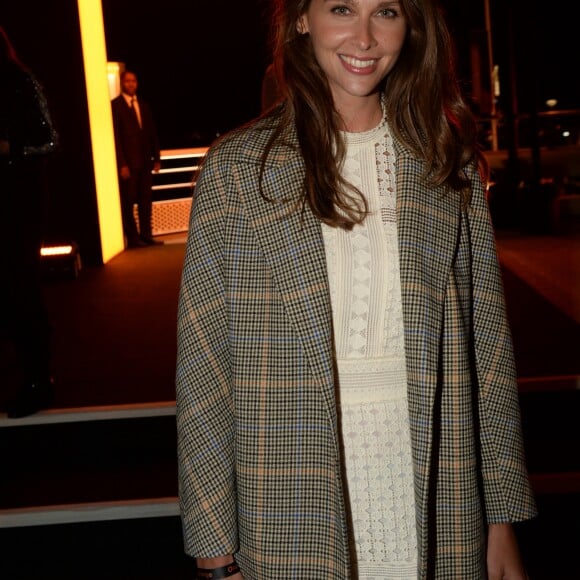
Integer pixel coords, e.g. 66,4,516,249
339,54,380,73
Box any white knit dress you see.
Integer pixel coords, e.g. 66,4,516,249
321,119,418,579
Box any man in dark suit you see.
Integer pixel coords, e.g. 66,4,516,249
111,70,162,247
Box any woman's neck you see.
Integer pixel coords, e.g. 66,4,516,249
335,93,383,133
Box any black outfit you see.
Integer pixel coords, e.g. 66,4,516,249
0,61,58,417
111,93,160,245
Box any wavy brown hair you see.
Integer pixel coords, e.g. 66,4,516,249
261,0,487,228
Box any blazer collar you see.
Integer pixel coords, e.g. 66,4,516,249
233,122,461,395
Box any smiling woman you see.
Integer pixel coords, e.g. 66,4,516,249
175,1,537,579
299,0,407,130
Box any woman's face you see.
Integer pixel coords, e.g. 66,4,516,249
299,0,407,110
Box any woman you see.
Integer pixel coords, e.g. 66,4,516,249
176,1,537,578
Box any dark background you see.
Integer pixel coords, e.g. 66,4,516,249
102,0,273,147
101,0,580,149
2,0,101,261
5,0,578,151
1,0,578,263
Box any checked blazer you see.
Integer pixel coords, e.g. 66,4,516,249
176,112,537,579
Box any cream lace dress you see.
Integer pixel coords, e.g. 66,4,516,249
321,119,418,579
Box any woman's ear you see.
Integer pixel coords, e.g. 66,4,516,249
297,15,309,35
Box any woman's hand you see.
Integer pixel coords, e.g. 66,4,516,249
487,523,528,579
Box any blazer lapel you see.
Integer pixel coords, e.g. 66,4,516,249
395,141,462,400
233,149,336,405
394,140,461,562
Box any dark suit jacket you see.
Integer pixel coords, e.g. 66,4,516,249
111,94,160,171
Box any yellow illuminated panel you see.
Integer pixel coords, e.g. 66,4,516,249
77,0,124,263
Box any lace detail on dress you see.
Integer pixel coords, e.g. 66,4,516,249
375,126,397,225
323,121,405,360
337,357,407,405
341,397,417,576
323,118,417,579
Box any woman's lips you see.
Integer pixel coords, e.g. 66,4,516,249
339,54,378,73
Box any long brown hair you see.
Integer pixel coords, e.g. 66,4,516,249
261,0,486,228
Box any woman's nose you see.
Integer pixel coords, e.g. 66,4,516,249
354,19,377,51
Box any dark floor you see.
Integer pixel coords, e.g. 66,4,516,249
1,241,186,408
0,517,196,580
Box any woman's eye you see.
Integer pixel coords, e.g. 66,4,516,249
331,6,351,15
378,8,399,18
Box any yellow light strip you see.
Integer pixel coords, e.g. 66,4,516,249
77,0,124,263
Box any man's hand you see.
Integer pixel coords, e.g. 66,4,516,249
120,165,130,179
153,161,161,173
487,523,528,579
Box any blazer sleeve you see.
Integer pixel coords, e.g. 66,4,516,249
467,166,538,523
176,142,237,557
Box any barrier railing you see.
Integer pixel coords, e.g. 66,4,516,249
150,147,208,236
150,121,580,236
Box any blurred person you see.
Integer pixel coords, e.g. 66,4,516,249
0,26,58,418
111,70,162,248
176,1,537,578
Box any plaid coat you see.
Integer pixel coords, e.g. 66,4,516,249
176,115,537,579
